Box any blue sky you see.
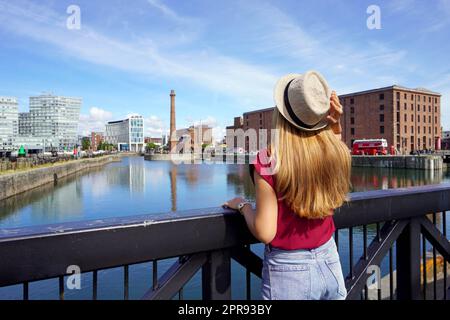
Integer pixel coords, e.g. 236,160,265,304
0,0,449,139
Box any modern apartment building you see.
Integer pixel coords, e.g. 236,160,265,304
340,86,442,154
18,94,82,150
105,115,145,152
0,97,19,151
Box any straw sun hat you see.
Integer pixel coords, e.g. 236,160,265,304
274,70,332,131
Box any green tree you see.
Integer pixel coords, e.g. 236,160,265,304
146,142,157,151
82,138,91,151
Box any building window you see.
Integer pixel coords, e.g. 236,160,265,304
429,127,431,134
380,114,384,122
429,116,431,123
411,104,414,111
404,103,407,110
429,97,431,103
435,97,437,103
350,98,354,104
380,126,385,134
404,114,407,122
411,126,414,134
411,94,414,100
379,93,384,100
429,138,432,146
423,115,426,123
418,95,421,102
418,126,420,134
417,105,420,112
423,105,426,112
411,114,414,122
435,106,438,113
404,125,407,134
351,128,355,135
380,105,384,111
435,116,437,123
429,105,431,112
396,92,400,99
418,115,420,122
350,117,355,125
351,107,354,114
435,127,437,134
397,101,400,111
404,93,407,99
397,112,400,122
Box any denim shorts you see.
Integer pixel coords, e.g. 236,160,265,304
261,237,347,300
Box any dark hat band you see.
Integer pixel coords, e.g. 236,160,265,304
283,80,323,130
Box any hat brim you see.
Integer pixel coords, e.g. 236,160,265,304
274,73,329,132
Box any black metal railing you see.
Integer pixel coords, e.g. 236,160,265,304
0,184,449,300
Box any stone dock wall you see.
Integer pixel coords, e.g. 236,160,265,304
351,155,444,170
0,155,121,201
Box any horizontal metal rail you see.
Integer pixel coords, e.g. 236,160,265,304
0,184,449,299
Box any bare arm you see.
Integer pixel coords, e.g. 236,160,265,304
327,91,343,140
223,172,278,244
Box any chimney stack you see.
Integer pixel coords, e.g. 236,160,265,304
169,90,177,152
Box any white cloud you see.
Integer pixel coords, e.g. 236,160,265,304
388,0,416,13
0,0,275,109
78,107,113,136
147,0,184,23
145,115,167,137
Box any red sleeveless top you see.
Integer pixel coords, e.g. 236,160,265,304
251,149,335,250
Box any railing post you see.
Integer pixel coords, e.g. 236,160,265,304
202,249,231,300
396,218,422,300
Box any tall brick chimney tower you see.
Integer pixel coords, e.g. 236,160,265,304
169,90,177,152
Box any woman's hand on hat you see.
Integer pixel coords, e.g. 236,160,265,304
327,91,343,135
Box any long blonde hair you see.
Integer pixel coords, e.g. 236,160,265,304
271,109,351,219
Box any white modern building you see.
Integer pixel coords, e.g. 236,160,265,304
18,94,82,150
0,97,19,151
105,115,144,152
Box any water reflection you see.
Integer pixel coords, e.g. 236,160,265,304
0,156,448,228
350,167,448,192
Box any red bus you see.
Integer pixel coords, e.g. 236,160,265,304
352,139,388,155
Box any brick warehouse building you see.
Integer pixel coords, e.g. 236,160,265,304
227,85,442,154
226,107,274,152
340,86,442,154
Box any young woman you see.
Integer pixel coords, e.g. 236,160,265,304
223,71,351,300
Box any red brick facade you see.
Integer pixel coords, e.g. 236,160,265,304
90,132,104,151
340,86,442,154
227,86,442,154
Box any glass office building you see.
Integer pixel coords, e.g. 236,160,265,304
0,97,19,151
105,115,144,152
18,94,82,150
